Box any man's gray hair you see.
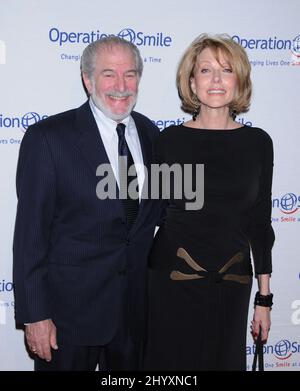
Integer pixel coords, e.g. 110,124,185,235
81,36,143,80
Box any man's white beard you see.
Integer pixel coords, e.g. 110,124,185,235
91,88,137,122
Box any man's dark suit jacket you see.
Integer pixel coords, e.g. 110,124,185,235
13,101,159,346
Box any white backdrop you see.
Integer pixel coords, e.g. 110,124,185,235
0,0,299,371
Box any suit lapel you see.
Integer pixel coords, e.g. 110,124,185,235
73,103,153,231
74,101,125,217
74,101,110,173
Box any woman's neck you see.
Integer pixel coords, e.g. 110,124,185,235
193,107,238,130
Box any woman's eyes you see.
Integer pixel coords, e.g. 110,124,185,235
199,67,233,73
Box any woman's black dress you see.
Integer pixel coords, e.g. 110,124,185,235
144,124,274,371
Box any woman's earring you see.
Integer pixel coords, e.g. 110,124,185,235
192,104,200,121
230,109,237,120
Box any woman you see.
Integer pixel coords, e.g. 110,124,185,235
145,34,275,370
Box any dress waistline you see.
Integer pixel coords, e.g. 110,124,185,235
170,247,251,284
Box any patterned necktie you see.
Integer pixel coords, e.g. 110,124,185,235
116,123,139,228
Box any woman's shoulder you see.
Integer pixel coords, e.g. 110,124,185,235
160,124,183,135
157,124,184,142
154,125,184,154
245,125,273,144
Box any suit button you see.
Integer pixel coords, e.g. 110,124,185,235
126,239,130,245
118,269,127,276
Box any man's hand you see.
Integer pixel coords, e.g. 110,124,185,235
25,319,58,361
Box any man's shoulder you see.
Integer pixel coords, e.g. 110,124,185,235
27,102,89,134
131,111,159,135
131,110,153,124
31,107,77,131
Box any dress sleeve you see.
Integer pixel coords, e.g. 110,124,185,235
247,132,275,275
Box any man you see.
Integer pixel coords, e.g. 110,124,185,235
13,36,159,371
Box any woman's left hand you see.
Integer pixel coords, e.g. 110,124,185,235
251,305,271,343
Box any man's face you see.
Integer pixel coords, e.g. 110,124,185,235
83,45,140,121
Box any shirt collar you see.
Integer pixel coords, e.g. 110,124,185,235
89,97,132,138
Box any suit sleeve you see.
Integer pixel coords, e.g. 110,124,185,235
247,132,275,275
13,125,56,324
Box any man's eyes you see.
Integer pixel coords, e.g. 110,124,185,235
102,72,137,78
125,72,137,78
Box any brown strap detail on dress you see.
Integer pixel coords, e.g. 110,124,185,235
218,252,244,274
176,247,207,272
170,248,251,284
170,271,204,280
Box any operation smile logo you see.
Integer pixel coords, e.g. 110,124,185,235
273,193,300,214
247,339,300,358
0,112,48,132
232,34,300,67
274,340,293,360
232,34,300,52
272,192,300,223
0,279,13,292
152,116,252,131
291,34,300,58
49,27,172,47
0,280,14,325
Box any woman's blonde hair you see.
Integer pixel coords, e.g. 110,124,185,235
176,33,252,116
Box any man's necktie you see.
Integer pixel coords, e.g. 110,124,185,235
116,123,139,228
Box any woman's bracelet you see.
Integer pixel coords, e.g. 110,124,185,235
254,291,273,309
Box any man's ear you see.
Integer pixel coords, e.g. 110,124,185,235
82,73,93,95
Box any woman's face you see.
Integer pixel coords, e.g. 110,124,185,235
190,47,237,112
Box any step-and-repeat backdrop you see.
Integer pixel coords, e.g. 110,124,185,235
0,0,299,371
